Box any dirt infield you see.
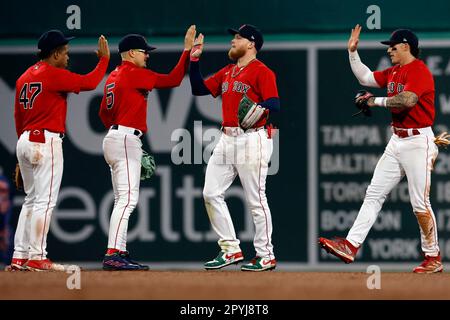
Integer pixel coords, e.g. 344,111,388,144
1,270,449,300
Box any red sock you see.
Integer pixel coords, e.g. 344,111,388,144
106,248,120,255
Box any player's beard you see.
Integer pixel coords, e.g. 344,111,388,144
228,47,246,61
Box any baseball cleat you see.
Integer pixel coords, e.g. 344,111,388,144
5,258,29,271
204,251,244,270
413,254,443,274
25,259,67,272
241,256,276,272
102,251,149,271
120,251,150,270
318,237,358,264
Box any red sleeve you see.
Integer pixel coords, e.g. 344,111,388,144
49,57,109,93
48,69,82,93
126,68,157,91
404,66,432,97
373,66,393,88
257,67,279,100
153,50,190,89
79,57,109,91
204,65,229,98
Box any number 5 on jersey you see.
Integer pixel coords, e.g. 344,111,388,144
19,82,42,109
106,83,115,109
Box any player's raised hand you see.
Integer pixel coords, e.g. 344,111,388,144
96,35,110,59
190,33,204,61
184,25,196,50
348,24,361,52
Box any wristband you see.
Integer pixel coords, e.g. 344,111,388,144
374,97,387,107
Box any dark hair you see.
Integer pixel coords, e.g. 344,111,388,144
410,46,420,58
37,45,66,60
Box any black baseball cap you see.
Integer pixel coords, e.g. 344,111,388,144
118,34,156,53
38,30,75,53
380,29,419,49
227,24,264,51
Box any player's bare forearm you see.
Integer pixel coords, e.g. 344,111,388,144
367,91,418,108
386,91,418,108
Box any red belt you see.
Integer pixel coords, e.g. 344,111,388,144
393,127,420,138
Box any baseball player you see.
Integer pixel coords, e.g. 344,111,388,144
319,25,443,273
189,24,280,271
11,30,110,271
99,26,196,270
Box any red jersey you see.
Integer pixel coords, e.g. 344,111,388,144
373,59,435,128
204,59,278,127
99,50,189,133
14,57,109,137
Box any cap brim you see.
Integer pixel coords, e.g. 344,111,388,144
380,40,397,45
63,36,76,45
146,45,157,52
227,28,239,36
60,36,75,46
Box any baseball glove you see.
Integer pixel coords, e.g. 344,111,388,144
434,131,450,148
13,163,23,191
238,94,265,129
353,90,374,117
141,150,156,181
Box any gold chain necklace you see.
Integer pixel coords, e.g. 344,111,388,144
231,58,257,78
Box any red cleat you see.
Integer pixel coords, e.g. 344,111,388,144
5,258,29,271
413,254,443,274
26,259,67,272
318,237,358,264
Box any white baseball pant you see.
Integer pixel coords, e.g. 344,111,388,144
347,126,440,256
13,130,64,260
103,126,142,252
203,128,275,260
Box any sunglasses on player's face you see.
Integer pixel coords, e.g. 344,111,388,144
389,43,407,51
133,49,148,54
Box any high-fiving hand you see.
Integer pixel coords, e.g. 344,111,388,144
96,35,110,59
190,33,204,61
184,25,196,51
348,24,361,52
